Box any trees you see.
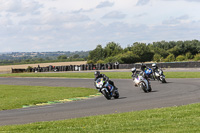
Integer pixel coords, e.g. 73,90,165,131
88,42,123,64
130,42,154,62
87,45,104,63
73,54,80,58
57,55,68,60
87,40,200,64
118,52,140,64
104,42,123,58
194,54,200,61
176,55,185,61
164,54,175,62
153,54,163,62
185,52,193,60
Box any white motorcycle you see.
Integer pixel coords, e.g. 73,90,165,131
153,69,167,83
95,78,119,100
133,72,152,93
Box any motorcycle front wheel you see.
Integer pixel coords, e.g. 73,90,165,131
140,82,148,93
160,76,167,83
102,90,111,100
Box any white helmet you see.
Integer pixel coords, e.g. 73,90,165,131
131,67,136,73
152,63,156,67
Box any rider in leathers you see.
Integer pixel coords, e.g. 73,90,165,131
131,64,151,88
94,71,116,92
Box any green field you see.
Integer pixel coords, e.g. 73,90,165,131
0,85,97,110
1,103,200,132
0,71,200,78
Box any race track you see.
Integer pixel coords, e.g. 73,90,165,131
0,77,200,126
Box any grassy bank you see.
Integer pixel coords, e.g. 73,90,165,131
0,71,200,78
0,85,97,110
1,103,200,132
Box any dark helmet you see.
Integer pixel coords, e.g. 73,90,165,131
94,71,100,78
140,63,146,71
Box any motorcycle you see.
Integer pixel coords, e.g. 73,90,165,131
144,67,155,80
133,72,152,93
153,68,167,83
95,78,119,100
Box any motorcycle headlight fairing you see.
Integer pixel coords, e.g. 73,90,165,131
99,84,103,88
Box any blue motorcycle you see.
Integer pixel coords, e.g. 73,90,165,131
95,78,119,100
144,67,155,80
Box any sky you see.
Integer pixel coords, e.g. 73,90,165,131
0,0,200,52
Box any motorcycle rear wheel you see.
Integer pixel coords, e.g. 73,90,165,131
113,90,119,99
161,79,167,83
160,77,167,83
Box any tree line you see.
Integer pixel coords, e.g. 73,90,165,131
87,40,200,64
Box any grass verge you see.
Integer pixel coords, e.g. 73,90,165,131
0,71,200,78
0,103,200,132
0,85,97,110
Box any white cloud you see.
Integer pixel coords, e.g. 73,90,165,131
96,1,114,8
0,0,42,14
184,0,200,2
102,11,126,19
136,0,150,6
0,0,200,52
162,15,190,25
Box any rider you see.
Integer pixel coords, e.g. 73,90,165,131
94,71,116,91
152,63,158,72
140,63,147,72
152,63,161,79
131,67,140,86
137,64,151,87
131,67,140,79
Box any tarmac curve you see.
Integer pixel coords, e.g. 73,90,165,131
0,77,199,126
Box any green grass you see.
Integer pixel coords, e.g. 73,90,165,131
0,71,199,132
1,103,200,132
0,71,200,78
0,85,97,110
165,72,200,78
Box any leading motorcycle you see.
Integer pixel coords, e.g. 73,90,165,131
95,78,119,100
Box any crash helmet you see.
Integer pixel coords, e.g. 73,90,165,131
131,67,136,73
94,71,100,78
140,63,146,71
152,63,157,69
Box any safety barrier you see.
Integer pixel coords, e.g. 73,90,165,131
11,61,200,73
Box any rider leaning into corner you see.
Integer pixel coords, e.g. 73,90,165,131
94,71,117,91
131,63,147,78
131,64,151,87
152,63,159,73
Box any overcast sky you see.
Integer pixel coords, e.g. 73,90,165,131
0,0,200,52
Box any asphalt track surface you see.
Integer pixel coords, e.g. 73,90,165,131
0,77,200,126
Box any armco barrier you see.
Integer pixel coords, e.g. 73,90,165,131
119,61,200,69
11,61,200,73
